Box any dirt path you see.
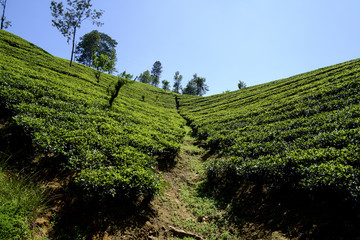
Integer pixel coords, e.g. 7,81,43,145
147,125,206,239
139,125,289,240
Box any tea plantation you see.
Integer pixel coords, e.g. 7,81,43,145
1,29,360,238
179,58,360,202
0,30,186,199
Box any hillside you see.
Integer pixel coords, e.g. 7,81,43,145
1,29,360,239
178,58,360,238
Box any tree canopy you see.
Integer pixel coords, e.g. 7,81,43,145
183,74,209,96
194,74,209,96
151,61,162,87
162,80,170,91
138,70,151,84
183,79,197,95
50,0,103,66
238,80,247,90
76,30,117,67
173,71,183,93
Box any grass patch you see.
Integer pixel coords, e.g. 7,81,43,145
0,157,48,240
172,182,239,240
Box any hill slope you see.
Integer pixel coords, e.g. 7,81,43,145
178,58,360,238
1,29,360,239
0,29,186,200
179,58,360,199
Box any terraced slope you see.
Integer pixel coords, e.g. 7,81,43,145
0,30,186,200
179,58,360,201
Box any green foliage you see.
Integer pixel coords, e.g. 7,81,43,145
179,58,360,201
0,164,46,239
162,80,170,91
183,78,197,95
183,74,209,96
151,61,162,87
75,30,117,67
108,77,128,107
173,71,183,93
119,70,133,80
0,30,185,200
92,53,115,83
138,70,151,84
237,80,246,89
50,0,104,66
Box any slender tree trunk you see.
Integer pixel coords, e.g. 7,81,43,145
70,26,77,67
1,0,7,30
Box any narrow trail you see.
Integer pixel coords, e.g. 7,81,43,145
147,125,206,239
140,124,290,240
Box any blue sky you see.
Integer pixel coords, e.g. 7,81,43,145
4,0,360,95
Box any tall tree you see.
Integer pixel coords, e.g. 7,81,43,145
172,71,183,93
183,74,209,96
193,74,209,96
162,80,170,91
151,61,162,87
182,79,197,95
50,0,103,67
75,30,117,67
0,0,11,30
138,70,151,84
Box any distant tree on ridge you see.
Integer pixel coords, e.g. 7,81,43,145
162,80,170,91
238,80,247,89
183,74,209,96
193,74,209,96
151,61,162,87
183,79,197,95
172,71,183,93
138,70,151,84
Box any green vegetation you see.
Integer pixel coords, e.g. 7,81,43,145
75,30,117,67
0,30,185,200
237,80,246,89
183,74,209,96
179,58,360,202
92,52,115,83
50,0,104,66
1,28,360,238
0,158,47,239
151,60,162,87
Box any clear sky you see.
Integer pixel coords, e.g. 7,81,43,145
4,0,360,95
